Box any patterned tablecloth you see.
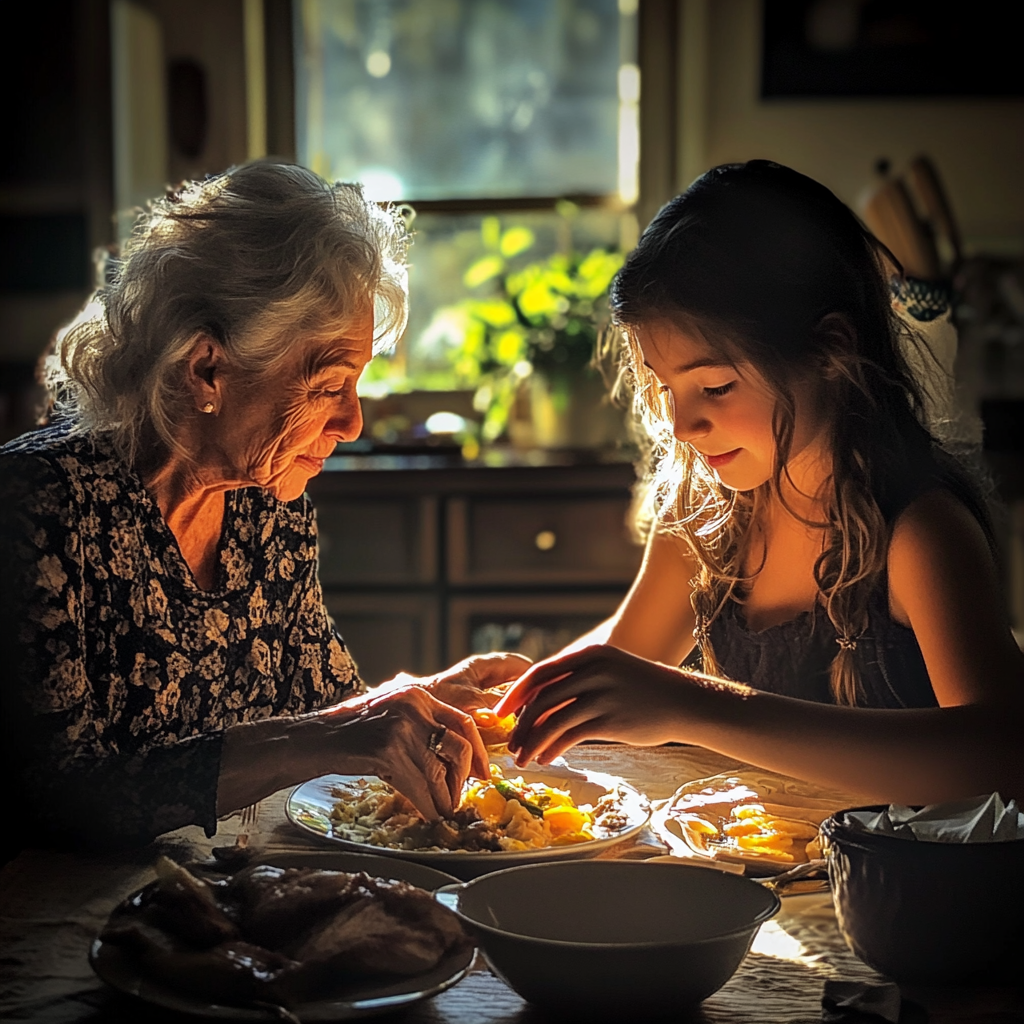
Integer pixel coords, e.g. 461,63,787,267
1,743,1020,1024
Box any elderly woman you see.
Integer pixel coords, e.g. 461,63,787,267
0,161,526,854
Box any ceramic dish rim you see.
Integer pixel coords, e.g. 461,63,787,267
437,860,781,949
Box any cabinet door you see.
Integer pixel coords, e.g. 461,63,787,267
324,593,441,685
314,496,437,585
447,495,641,585
448,593,624,663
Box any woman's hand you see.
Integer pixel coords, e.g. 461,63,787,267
377,653,532,714
496,645,693,766
320,686,490,821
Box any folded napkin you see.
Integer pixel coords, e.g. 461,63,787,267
844,793,1024,843
821,981,926,1024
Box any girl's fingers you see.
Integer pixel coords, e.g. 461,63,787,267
508,675,586,752
533,697,577,729
534,720,607,766
495,666,575,716
512,698,596,767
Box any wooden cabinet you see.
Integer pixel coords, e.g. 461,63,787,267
447,495,642,585
316,495,437,586
306,455,642,685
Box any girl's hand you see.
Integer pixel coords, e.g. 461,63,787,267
496,645,690,766
325,687,490,820
378,653,533,714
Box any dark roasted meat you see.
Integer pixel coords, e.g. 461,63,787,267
98,858,470,1008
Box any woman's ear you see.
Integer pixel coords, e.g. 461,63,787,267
185,333,227,415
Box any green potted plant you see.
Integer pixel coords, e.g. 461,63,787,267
428,218,625,448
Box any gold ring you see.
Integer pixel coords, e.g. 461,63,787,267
428,726,447,756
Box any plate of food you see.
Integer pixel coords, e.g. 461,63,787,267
89,851,474,1021
286,747,650,880
650,769,864,876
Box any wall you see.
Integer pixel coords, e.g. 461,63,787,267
678,0,1024,254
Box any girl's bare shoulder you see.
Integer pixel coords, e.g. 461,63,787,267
888,486,992,571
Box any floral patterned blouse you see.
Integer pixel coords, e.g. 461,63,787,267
0,423,362,852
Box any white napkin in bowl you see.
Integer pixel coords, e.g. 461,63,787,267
844,793,1024,842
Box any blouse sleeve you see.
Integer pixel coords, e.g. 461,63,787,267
0,453,223,852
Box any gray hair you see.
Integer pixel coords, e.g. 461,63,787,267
43,161,410,465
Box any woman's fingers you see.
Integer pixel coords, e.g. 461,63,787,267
380,749,451,820
365,687,488,819
429,728,474,810
430,701,489,779
463,652,533,687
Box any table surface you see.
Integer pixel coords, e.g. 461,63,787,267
1,744,1020,1024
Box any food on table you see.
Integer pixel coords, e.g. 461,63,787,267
471,707,517,748
328,764,629,853
98,856,469,1008
658,770,864,867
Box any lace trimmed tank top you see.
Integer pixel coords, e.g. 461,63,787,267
686,574,939,709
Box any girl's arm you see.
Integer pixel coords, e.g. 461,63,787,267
559,529,699,662
887,487,1024,706
498,645,1024,803
499,489,1024,803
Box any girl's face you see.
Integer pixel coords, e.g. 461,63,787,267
637,319,830,493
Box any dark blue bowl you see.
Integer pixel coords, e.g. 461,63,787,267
821,807,1024,983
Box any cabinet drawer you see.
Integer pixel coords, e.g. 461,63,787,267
314,496,437,585
325,593,440,684
447,495,641,585
448,593,623,662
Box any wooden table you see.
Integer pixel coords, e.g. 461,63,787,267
1,744,1020,1023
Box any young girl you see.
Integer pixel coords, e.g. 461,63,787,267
499,161,1024,803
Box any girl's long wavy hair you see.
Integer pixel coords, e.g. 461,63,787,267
42,161,410,468
608,160,992,705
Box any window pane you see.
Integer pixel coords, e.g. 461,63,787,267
295,0,635,201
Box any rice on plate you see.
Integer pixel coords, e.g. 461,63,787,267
329,764,632,854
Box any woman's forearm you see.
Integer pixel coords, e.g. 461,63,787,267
679,678,1024,804
216,698,377,815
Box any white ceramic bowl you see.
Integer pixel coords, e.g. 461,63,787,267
435,859,779,1016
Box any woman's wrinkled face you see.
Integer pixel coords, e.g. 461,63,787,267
223,309,374,501
637,319,828,492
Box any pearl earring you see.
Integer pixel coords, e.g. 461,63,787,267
202,402,215,414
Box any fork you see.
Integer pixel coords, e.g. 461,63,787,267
235,801,261,848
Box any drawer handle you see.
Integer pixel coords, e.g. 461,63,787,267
534,529,557,552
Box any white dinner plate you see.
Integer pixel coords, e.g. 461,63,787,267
285,754,651,880
649,768,861,876
89,851,474,1022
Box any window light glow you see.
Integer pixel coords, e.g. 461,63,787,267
617,63,640,205
366,49,391,77
358,168,405,202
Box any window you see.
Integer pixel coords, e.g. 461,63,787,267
294,0,640,397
